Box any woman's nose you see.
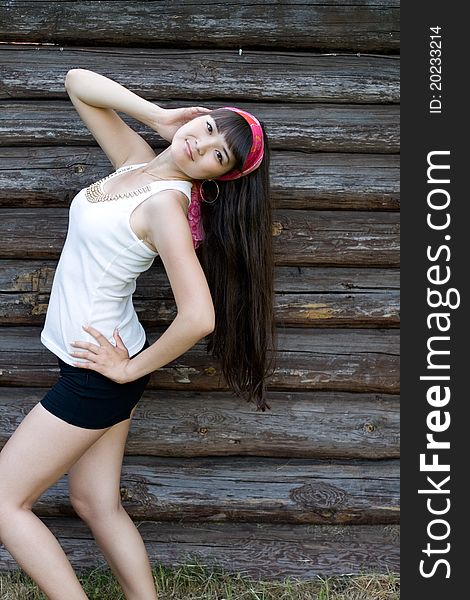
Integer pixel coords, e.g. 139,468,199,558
195,139,208,154
196,136,219,154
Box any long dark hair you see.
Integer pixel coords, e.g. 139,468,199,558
195,108,277,411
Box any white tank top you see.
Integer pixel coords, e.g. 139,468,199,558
40,163,192,366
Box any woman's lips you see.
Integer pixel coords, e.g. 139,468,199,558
185,140,194,160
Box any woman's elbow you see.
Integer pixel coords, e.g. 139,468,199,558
65,69,78,92
202,318,215,336
196,312,215,337
65,68,79,86
65,68,88,90
182,310,215,338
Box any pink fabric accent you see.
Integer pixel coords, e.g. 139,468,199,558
188,182,205,249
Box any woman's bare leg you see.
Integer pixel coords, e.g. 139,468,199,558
68,406,158,600
0,402,111,600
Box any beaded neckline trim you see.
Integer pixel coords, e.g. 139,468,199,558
85,164,151,203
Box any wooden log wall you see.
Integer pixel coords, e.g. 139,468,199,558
0,1,400,579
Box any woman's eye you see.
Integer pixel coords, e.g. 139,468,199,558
207,122,213,133
216,150,223,164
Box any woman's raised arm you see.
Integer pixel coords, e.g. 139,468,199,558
65,69,211,168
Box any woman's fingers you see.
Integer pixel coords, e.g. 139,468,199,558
70,340,100,355
70,350,90,359
82,324,107,342
113,328,127,351
68,324,109,357
190,106,212,117
68,327,130,377
181,106,212,120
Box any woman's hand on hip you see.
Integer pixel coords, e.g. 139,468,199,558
149,105,211,142
69,325,131,384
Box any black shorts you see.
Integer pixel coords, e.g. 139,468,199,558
39,338,151,429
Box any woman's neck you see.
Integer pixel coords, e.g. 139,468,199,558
139,148,191,182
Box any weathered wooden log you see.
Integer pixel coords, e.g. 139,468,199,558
0,100,400,154
0,326,399,392
0,1,400,53
1,260,400,292
0,288,401,328
0,147,400,211
0,388,399,459
0,207,399,266
274,266,400,292
0,517,400,577
0,45,400,103
24,455,399,524
0,260,400,327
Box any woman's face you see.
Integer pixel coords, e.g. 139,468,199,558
171,115,237,180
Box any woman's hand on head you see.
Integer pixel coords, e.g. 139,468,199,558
150,106,212,142
69,324,132,384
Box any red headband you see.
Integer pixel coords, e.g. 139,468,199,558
216,106,265,181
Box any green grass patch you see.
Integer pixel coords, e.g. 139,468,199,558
0,556,399,600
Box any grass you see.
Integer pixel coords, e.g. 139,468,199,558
0,556,399,599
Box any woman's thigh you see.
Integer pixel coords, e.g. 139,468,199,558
67,406,137,518
0,402,110,512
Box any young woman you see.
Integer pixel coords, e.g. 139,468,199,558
0,69,276,599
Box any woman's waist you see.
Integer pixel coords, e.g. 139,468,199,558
42,316,147,367
57,335,150,374
79,309,142,342
43,305,143,346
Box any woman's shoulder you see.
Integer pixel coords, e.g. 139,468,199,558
145,187,191,215
142,189,198,255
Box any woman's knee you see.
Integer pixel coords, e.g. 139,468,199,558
0,496,28,531
0,459,38,516
0,498,13,526
69,490,122,523
0,483,43,517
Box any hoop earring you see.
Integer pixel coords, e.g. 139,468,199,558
200,179,219,203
